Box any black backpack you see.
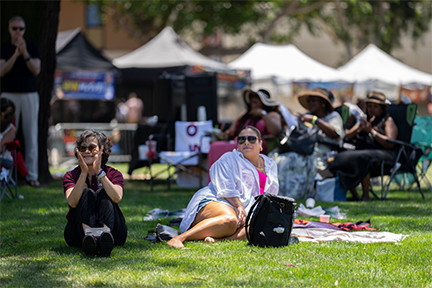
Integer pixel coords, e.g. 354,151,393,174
245,193,296,247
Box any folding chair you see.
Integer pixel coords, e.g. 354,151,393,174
0,140,20,202
369,104,425,200
409,115,432,193
154,120,213,189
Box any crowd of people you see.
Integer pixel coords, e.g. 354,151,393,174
0,15,405,254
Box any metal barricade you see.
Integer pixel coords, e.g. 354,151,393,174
48,123,138,167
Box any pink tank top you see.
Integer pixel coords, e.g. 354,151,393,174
257,169,267,194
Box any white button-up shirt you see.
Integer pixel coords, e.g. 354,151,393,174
180,149,279,233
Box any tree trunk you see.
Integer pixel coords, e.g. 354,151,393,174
36,1,60,184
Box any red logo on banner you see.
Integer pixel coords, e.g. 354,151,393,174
186,124,197,136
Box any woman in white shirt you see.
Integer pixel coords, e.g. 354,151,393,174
167,126,279,248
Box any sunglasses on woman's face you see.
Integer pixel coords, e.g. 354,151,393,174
237,136,258,144
79,144,98,153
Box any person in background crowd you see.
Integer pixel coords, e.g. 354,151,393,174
330,91,398,201
224,89,282,154
167,126,279,248
125,92,144,124
0,98,16,169
272,88,344,200
0,16,41,187
63,130,127,256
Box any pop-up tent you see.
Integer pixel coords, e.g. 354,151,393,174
53,28,117,124
56,28,115,70
338,44,432,101
338,44,432,86
113,26,235,82
228,43,348,82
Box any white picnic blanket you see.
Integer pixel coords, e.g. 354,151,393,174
292,228,408,244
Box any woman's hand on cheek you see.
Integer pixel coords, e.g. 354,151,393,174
76,148,88,175
93,145,103,171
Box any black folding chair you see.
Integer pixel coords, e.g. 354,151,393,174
1,140,20,202
369,104,425,200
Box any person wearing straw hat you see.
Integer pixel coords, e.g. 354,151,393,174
224,89,282,154
330,91,398,201
272,88,344,200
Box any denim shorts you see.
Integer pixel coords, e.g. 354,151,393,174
197,198,213,212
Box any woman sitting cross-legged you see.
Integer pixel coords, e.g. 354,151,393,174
63,130,127,256
167,126,279,248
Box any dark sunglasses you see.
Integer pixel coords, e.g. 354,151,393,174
79,144,98,153
307,96,318,103
12,26,25,31
237,136,258,144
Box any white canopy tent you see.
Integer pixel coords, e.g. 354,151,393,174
338,44,432,101
113,26,231,73
338,44,432,86
228,43,348,82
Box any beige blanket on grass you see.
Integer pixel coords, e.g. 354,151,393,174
292,228,408,244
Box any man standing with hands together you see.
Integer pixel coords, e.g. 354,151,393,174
1,16,41,187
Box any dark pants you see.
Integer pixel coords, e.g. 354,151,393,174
64,188,127,247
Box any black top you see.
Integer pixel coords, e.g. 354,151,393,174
0,40,40,93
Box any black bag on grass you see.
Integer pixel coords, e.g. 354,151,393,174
245,193,296,247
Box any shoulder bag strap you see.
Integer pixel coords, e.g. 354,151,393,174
245,194,264,244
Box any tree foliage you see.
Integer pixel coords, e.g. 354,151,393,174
318,0,432,61
97,0,431,62
96,0,326,45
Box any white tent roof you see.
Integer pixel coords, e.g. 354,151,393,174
228,43,347,82
113,27,230,71
56,28,81,53
338,44,432,85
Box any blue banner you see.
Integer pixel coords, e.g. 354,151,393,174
54,70,115,100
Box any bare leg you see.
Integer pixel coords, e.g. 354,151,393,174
349,188,360,201
167,202,238,248
204,226,247,243
361,173,371,201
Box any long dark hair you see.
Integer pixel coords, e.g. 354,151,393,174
1,98,16,132
74,130,112,165
234,94,278,137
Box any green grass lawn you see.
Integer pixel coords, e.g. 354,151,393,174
1,163,432,287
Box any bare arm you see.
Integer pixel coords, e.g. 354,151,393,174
91,146,123,203
0,52,19,77
250,108,282,136
225,113,245,139
99,175,123,203
301,113,339,139
368,117,398,149
224,196,246,226
17,38,40,76
344,122,361,140
0,125,16,152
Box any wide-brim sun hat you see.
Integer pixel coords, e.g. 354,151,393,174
365,91,389,106
243,89,279,107
297,88,335,111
